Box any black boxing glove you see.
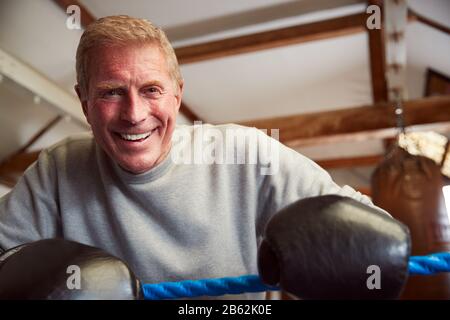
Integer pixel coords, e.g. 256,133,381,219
257,195,411,299
0,239,142,299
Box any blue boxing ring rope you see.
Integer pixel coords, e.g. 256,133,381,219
141,252,450,300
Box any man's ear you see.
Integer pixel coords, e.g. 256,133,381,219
175,81,184,112
75,84,89,121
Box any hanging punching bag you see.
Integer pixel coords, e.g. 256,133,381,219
371,146,450,299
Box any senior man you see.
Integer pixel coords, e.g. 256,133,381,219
0,16,409,300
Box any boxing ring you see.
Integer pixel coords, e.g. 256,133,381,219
141,251,450,299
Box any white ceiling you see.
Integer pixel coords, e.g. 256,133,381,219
0,0,83,92
81,0,297,28
181,32,373,123
80,0,367,45
0,0,449,193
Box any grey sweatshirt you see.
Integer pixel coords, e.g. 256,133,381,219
0,124,376,299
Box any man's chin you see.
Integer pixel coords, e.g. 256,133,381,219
112,144,171,174
116,158,158,175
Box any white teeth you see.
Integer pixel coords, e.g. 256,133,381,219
119,132,152,141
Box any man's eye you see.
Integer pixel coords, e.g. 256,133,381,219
102,89,123,98
144,87,162,97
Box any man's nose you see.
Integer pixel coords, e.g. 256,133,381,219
120,92,148,124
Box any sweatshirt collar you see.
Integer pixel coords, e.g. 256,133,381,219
101,147,174,184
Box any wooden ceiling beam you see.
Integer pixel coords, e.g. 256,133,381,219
367,0,392,151
287,121,450,147
165,0,367,42
52,0,96,26
175,12,367,64
356,186,371,196
15,116,62,156
238,95,450,146
180,101,202,123
0,151,42,187
409,9,450,36
367,0,388,103
315,154,383,169
174,9,426,65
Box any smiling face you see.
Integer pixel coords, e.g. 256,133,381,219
77,43,183,174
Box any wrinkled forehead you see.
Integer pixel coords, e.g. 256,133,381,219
86,42,172,82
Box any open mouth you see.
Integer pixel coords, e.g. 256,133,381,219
115,128,158,142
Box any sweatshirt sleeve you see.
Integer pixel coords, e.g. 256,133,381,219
0,149,61,252
255,128,389,237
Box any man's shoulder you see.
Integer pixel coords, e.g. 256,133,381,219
17,132,96,181
172,123,266,153
174,123,261,138
45,131,94,154
41,132,95,164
